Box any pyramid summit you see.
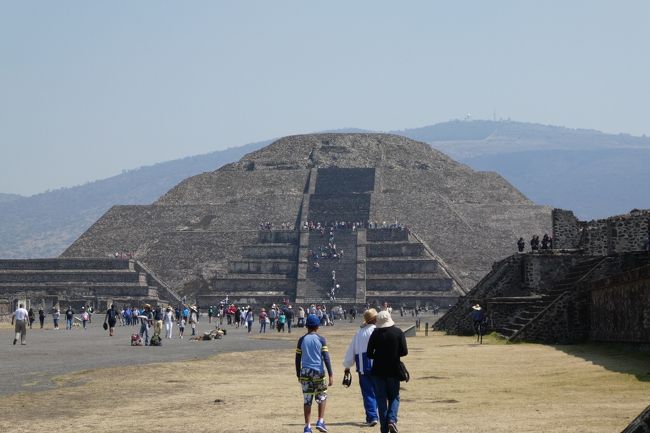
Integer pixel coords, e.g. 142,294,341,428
62,133,551,307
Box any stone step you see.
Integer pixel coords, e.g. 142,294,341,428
0,271,141,284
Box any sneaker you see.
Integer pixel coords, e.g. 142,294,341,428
315,420,328,432
388,422,398,433
13,338,17,345
367,419,378,427
303,426,312,433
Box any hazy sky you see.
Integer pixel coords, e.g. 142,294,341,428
2,1,649,195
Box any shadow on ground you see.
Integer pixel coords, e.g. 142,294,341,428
553,342,650,382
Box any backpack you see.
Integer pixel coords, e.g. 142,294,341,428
150,334,162,346
131,334,143,346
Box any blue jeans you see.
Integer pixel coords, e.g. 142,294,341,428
371,376,400,433
66,318,73,330
140,323,149,345
259,321,266,332
359,374,378,423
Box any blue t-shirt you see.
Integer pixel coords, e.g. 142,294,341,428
295,333,332,376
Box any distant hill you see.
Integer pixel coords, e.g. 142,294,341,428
1,120,649,258
0,193,23,203
0,140,270,258
396,120,650,220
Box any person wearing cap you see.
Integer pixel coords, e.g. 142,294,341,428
295,314,333,433
138,304,153,346
189,306,199,336
470,304,486,343
367,310,408,433
342,308,379,426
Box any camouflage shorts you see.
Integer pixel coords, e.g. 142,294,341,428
299,367,328,405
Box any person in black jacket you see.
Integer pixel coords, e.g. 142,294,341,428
367,310,408,433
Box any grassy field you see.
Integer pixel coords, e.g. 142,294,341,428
0,327,648,433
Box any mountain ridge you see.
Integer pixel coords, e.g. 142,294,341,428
1,120,649,258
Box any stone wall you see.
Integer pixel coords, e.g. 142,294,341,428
551,209,581,249
553,209,650,255
587,263,650,342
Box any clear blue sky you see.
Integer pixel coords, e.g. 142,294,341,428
1,1,649,195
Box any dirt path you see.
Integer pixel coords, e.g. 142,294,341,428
0,318,648,432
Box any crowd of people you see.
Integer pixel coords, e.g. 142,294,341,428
302,220,410,232
11,299,409,433
517,233,554,252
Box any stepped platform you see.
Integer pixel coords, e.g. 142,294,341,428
63,134,552,308
0,258,180,315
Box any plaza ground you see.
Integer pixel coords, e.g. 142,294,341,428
0,316,648,432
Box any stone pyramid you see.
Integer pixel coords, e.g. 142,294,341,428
63,133,551,306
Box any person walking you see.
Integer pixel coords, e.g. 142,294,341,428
245,307,255,333
38,308,46,329
153,305,164,338
65,306,74,330
138,304,153,345
189,306,199,336
81,307,89,329
470,304,486,344
285,305,294,333
295,314,333,433
367,310,408,433
163,307,174,339
27,308,35,329
11,303,29,345
259,308,268,333
104,304,118,337
52,305,60,329
342,308,379,426
297,306,305,328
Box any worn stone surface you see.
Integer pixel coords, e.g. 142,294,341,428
63,133,552,301
553,208,650,254
0,258,176,316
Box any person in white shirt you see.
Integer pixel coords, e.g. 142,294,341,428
342,308,379,426
163,307,174,339
11,303,29,345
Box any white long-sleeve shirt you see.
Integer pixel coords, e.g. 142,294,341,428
342,324,376,375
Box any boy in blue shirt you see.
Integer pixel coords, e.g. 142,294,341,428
296,314,334,433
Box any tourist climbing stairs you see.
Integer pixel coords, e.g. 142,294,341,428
302,230,358,303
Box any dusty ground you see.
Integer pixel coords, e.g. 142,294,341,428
0,321,648,433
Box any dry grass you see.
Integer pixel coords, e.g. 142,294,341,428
1,328,648,433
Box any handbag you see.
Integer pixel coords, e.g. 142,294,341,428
398,361,410,382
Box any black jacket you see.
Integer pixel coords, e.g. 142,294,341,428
367,326,408,378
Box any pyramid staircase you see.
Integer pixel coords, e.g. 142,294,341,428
497,257,606,340
209,166,465,307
